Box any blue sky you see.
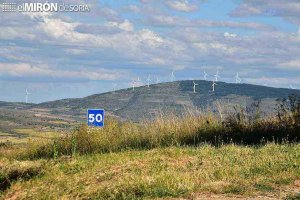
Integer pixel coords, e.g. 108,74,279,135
0,0,300,103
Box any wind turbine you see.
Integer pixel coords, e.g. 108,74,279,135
212,80,217,92
170,71,175,82
203,71,208,80
193,81,198,93
156,77,160,84
112,83,117,93
25,89,30,103
131,79,136,91
235,72,241,83
214,71,220,82
146,74,151,88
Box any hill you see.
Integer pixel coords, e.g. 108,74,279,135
0,80,299,135
33,80,300,122
0,101,33,109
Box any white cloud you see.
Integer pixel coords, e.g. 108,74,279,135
127,5,140,13
64,48,88,55
193,42,239,55
0,27,36,40
0,3,299,88
245,76,300,87
278,60,300,69
40,17,111,47
230,0,300,25
149,15,183,26
0,13,178,67
148,15,275,31
146,57,169,65
138,29,164,47
0,63,121,81
165,0,198,12
224,32,237,38
107,19,134,32
100,7,121,22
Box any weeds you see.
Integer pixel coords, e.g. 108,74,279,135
276,94,300,127
71,135,77,157
17,95,300,159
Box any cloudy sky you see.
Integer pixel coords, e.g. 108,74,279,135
0,0,300,103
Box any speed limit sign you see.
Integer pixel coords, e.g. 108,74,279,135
87,109,105,127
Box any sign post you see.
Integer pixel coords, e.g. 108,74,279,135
87,109,105,127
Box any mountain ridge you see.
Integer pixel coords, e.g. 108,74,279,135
29,80,300,121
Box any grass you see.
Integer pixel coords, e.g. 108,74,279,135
1,144,300,199
14,128,60,140
1,95,300,160
0,128,61,160
0,158,44,192
0,128,60,145
0,95,299,199
19,108,300,160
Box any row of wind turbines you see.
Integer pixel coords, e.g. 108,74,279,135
24,71,296,103
130,71,242,93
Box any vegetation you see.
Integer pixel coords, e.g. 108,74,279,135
0,159,43,192
0,108,76,136
31,80,300,122
17,95,300,159
1,145,300,199
0,95,299,199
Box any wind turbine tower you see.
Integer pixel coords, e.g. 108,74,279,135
204,71,208,80
146,74,151,88
156,77,160,84
170,71,175,82
25,89,30,103
214,71,220,82
193,81,198,93
235,72,241,83
212,80,217,92
112,83,117,93
131,79,136,91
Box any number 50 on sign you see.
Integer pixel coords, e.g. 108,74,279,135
87,109,105,127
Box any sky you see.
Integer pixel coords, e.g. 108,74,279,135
0,0,300,103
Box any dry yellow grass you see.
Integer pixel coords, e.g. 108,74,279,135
0,128,61,144
0,100,299,199
1,144,300,199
